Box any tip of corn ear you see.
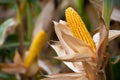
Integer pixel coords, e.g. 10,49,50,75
65,7,74,13
65,7,77,17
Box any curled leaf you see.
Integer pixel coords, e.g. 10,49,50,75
93,30,120,47
109,30,120,41
0,18,18,46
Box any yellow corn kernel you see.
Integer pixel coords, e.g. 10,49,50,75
24,30,47,68
65,7,96,51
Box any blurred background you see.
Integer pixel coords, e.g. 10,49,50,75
0,0,120,80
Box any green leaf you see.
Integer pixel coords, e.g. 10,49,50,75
103,0,113,28
0,0,15,4
0,73,16,80
111,55,120,80
76,0,92,31
76,0,84,14
26,2,33,40
0,18,17,46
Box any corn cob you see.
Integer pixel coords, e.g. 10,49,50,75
24,30,47,68
65,7,96,51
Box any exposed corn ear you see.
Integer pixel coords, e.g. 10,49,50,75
65,7,96,51
24,30,47,68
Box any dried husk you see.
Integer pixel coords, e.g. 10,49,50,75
44,3,120,78
44,18,120,80
0,50,26,74
42,73,88,80
50,19,108,80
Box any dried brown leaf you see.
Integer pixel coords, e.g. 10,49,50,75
96,19,108,75
38,60,60,74
51,41,66,57
53,21,73,39
0,63,26,74
42,73,88,80
0,50,26,74
82,62,96,80
93,29,120,47
54,21,74,55
52,21,97,73
97,19,108,55
51,42,84,73
108,30,120,41
54,21,95,58
62,32,95,58
42,77,85,80
14,50,23,64
93,32,100,47
54,53,92,62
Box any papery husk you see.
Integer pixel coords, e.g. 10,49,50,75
38,60,60,74
42,73,88,80
50,19,109,80
53,32,95,62
82,18,108,80
51,41,84,73
54,53,93,62
50,12,120,80
53,21,95,58
108,30,120,41
93,30,120,47
82,61,97,80
0,50,26,74
51,21,97,80
0,63,26,74
95,18,109,80
52,21,97,74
